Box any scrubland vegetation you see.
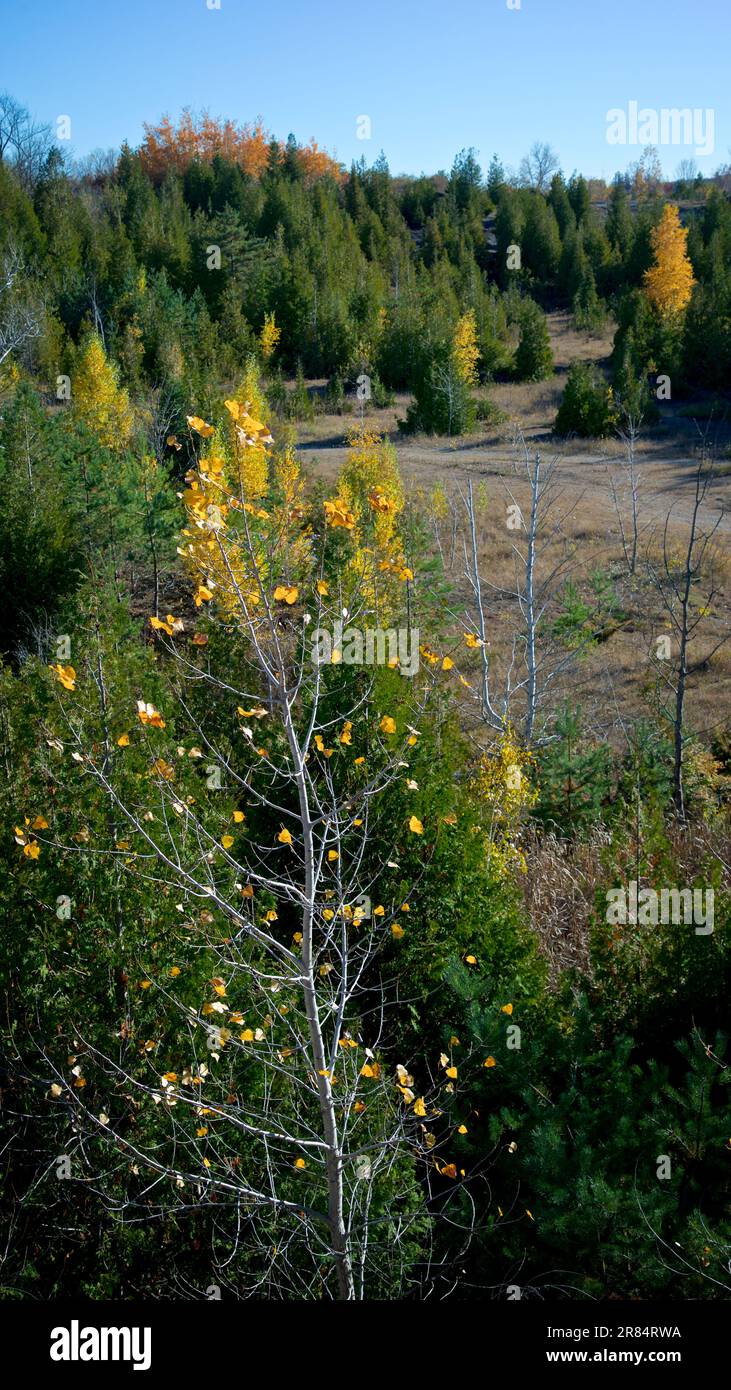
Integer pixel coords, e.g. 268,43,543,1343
0,95,730,1301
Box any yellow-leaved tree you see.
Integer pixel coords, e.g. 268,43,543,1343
40,382,467,1301
643,204,696,317
336,428,408,619
453,310,480,387
472,725,537,878
259,311,281,362
72,332,133,449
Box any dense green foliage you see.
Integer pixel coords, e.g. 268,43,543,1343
3,121,731,440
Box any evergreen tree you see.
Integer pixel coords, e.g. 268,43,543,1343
514,298,554,381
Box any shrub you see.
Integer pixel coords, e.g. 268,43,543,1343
554,360,618,437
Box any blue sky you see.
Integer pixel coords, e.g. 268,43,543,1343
2,0,728,179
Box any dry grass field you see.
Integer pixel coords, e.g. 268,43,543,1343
290,313,731,752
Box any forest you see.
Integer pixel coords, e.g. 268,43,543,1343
0,92,730,1303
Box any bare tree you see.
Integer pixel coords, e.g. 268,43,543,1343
518,141,560,194
0,92,53,186
675,157,699,186
72,147,119,182
607,410,646,576
647,452,727,820
0,247,43,370
459,431,585,743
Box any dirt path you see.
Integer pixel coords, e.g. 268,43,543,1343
297,430,731,537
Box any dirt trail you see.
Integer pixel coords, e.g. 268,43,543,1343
298,430,731,537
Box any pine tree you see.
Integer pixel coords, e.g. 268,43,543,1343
606,179,634,259
514,299,554,382
572,263,604,332
533,705,612,834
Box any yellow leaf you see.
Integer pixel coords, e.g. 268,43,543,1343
294,1157,307,1169
136,701,166,729
232,810,245,823
117,733,130,747
273,584,298,605
413,1097,427,1117
501,1003,513,1015
391,923,405,939
187,414,214,437
317,579,329,595
379,715,396,735
484,1056,496,1068
409,815,424,835
465,954,477,965
277,827,293,845
50,664,76,691
441,657,454,671
324,497,356,529
221,835,234,849
446,1065,458,1079
31,815,49,830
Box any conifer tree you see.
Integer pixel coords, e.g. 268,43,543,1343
514,299,554,382
72,332,133,450
643,204,696,318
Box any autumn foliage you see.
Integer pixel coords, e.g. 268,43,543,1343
643,203,696,318
138,109,342,184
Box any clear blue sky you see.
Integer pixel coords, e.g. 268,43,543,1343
2,0,728,179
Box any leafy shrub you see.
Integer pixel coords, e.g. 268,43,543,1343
554,360,618,437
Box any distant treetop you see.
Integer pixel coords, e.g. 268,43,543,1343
138,109,343,184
